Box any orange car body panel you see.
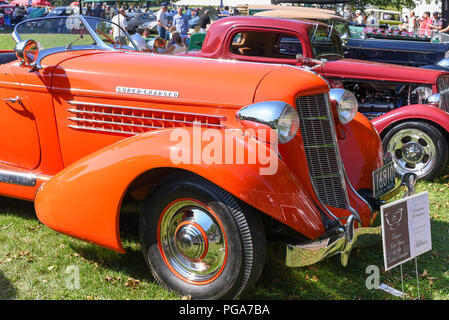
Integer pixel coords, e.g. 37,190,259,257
0,47,380,252
35,128,328,252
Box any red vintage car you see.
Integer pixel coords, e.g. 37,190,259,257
180,16,449,180
0,15,414,299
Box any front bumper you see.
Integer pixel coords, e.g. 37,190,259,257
285,173,417,267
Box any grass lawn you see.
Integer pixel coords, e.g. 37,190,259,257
0,34,16,50
0,167,449,300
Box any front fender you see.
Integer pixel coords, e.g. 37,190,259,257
35,127,327,253
339,112,383,191
372,104,449,135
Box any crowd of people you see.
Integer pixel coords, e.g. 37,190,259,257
0,4,49,30
349,7,448,39
3,2,448,51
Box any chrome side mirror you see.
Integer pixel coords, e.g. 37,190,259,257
15,39,39,68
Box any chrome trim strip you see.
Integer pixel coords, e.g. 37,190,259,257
68,109,226,128
68,124,136,135
67,101,227,120
68,117,164,130
0,169,37,186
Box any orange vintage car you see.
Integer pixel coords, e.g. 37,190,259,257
0,15,415,299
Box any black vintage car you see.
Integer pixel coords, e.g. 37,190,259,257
345,26,449,70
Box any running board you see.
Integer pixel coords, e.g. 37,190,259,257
0,169,50,187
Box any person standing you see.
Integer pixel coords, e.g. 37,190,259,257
173,7,188,37
93,3,103,18
430,12,446,31
366,10,378,27
156,3,169,40
419,11,432,36
111,8,128,43
408,10,417,33
198,9,210,33
354,10,365,25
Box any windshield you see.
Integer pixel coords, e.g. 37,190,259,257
13,16,138,51
310,26,344,59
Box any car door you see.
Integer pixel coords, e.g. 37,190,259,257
0,61,40,169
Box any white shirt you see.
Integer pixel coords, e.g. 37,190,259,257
170,43,186,54
408,17,416,32
111,14,128,39
131,33,148,51
157,10,169,27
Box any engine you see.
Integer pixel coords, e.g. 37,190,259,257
339,80,433,120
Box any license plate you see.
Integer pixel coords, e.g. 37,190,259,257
373,161,396,199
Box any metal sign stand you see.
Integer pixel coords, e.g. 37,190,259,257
398,185,420,300
399,257,420,300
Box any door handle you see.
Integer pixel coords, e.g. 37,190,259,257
2,96,22,104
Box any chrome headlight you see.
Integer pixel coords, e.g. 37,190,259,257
236,101,299,144
329,89,358,124
426,93,441,107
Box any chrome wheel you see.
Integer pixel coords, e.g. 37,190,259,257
386,128,436,178
140,172,266,299
158,199,227,284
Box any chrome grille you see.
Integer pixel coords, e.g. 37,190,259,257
437,75,449,112
296,94,348,209
67,101,225,135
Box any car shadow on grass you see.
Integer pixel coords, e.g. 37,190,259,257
0,196,35,220
0,272,16,299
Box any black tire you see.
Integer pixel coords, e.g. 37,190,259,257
382,121,448,180
139,172,266,299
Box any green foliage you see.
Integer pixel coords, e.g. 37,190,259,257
53,0,72,7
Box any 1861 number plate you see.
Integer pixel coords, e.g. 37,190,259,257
373,161,395,199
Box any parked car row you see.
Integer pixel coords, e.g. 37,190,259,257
0,14,430,300
180,16,449,180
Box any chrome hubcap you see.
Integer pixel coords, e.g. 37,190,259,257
386,128,436,178
159,200,227,283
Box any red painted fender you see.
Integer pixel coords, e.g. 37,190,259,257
35,127,328,253
371,104,449,136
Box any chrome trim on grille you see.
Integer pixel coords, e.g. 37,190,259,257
296,93,349,209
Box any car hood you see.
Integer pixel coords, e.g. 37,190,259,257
322,59,446,84
46,50,324,108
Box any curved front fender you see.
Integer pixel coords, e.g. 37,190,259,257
35,127,327,253
372,104,449,135
339,112,383,191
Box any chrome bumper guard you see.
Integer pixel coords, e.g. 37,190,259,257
285,173,417,267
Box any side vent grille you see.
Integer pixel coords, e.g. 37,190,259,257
296,94,348,209
67,101,225,135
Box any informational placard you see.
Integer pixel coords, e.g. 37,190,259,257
381,192,432,271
